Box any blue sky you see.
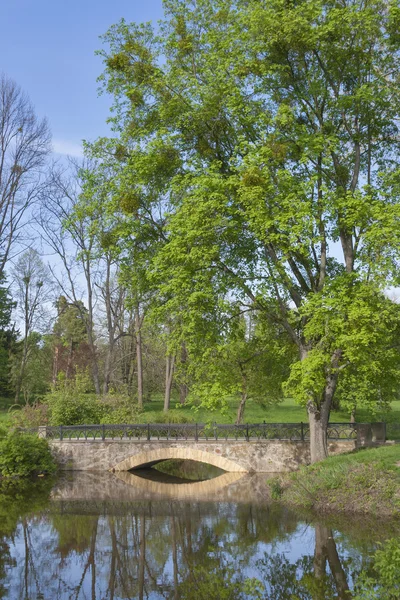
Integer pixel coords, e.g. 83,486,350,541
0,0,164,156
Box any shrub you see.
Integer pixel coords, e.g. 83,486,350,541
45,373,105,425
48,392,104,425
10,401,49,427
354,538,400,600
0,432,57,477
100,394,142,424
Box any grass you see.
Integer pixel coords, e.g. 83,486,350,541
1,396,400,428
140,396,400,425
0,411,10,427
271,445,400,518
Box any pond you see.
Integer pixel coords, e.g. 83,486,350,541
0,463,396,599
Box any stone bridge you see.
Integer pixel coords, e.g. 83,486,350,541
49,438,356,473
37,422,383,473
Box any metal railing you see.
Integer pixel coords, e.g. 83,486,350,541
21,422,359,442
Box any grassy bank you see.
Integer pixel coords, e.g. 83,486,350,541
271,445,400,518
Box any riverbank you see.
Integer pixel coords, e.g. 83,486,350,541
270,445,400,518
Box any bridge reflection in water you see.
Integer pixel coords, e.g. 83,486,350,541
3,468,394,599
115,469,249,500
51,467,274,506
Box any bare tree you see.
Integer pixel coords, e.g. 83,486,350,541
97,260,131,395
0,74,51,272
38,160,102,394
11,248,52,402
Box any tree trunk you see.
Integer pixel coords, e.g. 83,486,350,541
179,343,188,405
164,354,175,412
171,516,179,600
236,391,247,425
85,258,101,395
350,406,356,423
179,383,188,405
65,340,74,381
91,355,101,396
308,406,329,463
52,344,59,386
15,339,29,403
313,523,328,589
306,348,342,463
103,349,112,396
326,531,352,599
138,515,146,600
135,308,144,410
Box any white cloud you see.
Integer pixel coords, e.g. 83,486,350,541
52,139,84,158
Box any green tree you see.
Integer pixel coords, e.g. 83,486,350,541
9,332,52,403
187,309,296,423
53,296,88,383
0,274,16,398
90,0,400,461
11,249,52,403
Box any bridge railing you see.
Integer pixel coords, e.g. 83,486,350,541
20,422,359,442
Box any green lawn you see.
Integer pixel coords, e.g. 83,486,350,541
141,396,400,425
1,396,399,430
0,411,10,427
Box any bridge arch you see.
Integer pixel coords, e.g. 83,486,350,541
111,447,248,473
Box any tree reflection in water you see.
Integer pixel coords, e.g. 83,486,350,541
0,472,391,599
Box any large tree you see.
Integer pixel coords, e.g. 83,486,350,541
91,0,400,461
0,74,51,273
11,249,52,402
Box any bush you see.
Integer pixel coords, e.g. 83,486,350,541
0,432,57,477
354,538,400,600
10,401,49,427
45,373,105,425
48,392,104,425
100,394,142,424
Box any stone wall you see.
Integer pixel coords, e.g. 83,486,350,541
49,439,355,473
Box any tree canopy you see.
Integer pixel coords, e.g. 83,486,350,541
81,0,400,460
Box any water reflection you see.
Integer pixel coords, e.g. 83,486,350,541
0,472,394,599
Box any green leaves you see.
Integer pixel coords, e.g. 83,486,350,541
0,432,56,477
82,0,400,429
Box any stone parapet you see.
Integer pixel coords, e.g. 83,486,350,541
49,439,355,473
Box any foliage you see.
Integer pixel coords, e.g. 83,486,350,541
53,296,87,348
0,432,56,477
354,538,400,600
0,273,17,398
46,371,105,425
284,281,400,411
0,476,54,539
86,0,400,460
136,409,194,424
178,564,264,599
10,401,49,427
186,312,296,418
99,393,142,423
9,333,53,403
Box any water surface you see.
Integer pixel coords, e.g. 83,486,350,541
0,468,396,599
